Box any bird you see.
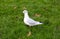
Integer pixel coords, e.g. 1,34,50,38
23,9,43,37
23,10,43,26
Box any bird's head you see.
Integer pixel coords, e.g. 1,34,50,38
23,10,28,14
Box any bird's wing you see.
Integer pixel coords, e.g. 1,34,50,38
26,17,38,25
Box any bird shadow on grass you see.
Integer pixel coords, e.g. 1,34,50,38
25,24,44,34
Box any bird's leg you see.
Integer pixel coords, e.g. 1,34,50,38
27,26,32,37
29,26,32,31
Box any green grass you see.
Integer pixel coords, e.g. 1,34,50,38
0,0,60,39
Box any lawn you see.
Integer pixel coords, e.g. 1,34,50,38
0,0,60,39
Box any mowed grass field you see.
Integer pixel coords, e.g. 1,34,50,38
0,0,60,39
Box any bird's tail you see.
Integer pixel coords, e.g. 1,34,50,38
39,23,43,24
37,22,43,24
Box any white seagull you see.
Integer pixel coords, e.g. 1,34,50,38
23,10,43,26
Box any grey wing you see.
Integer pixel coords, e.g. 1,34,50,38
27,18,37,25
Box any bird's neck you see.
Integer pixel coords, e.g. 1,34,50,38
24,13,29,18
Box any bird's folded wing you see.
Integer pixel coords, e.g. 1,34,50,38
26,18,37,25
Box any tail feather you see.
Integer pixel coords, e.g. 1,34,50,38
39,23,43,24
37,22,43,24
